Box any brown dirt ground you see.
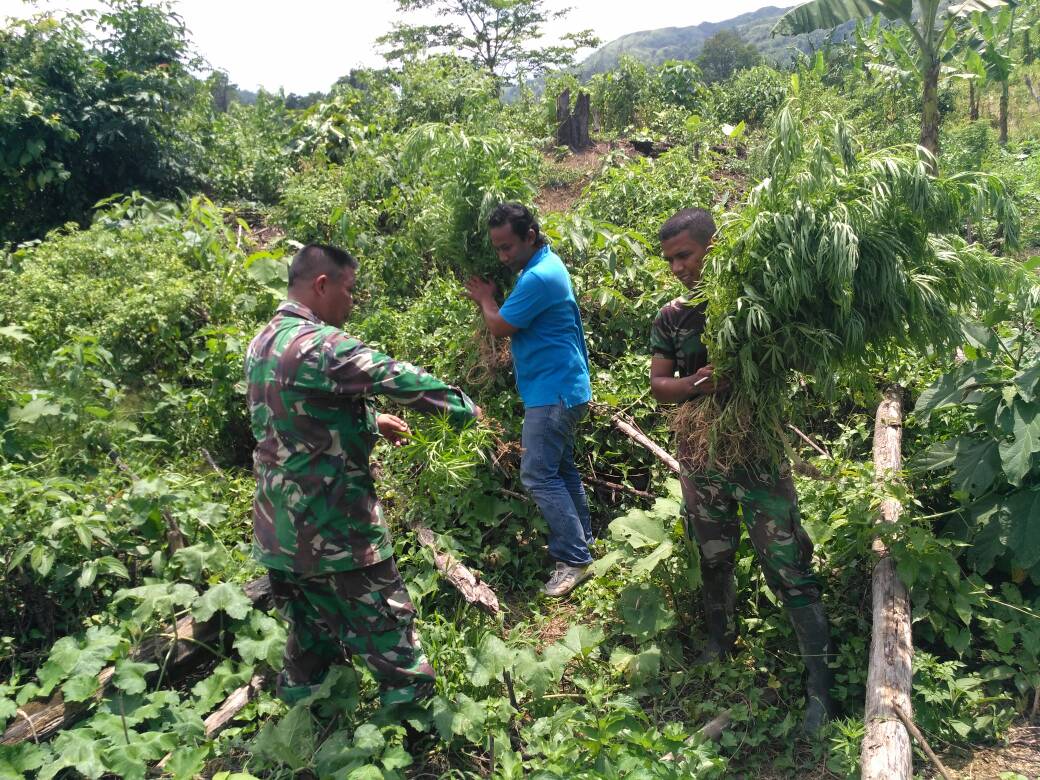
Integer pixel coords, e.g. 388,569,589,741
534,141,625,215
938,722,1040,779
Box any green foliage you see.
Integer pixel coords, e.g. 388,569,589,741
378,0,598,84
697,29,763,84
0,3,207,244
704,98,1019,461
913,287,1040,580
711,65,790,127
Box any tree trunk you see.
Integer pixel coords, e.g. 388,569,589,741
969,81,980,121
999,80,1009,145
574,92,592,150
555,89,592,151
860,387,913,780
1024,29,1034,65
2,576,272,745
920,60,941,168
1025,75,1040,112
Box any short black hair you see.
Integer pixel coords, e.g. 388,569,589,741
659,208,716,248
488,202,543,244
288,244,358,287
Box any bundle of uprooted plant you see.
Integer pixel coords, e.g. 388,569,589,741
676,99,1019,473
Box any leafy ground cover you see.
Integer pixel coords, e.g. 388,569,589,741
1,3,1039,778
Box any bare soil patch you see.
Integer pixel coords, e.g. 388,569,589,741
535,141,624,215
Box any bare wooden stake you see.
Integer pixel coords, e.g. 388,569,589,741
893,704,955,780
861,386,914,780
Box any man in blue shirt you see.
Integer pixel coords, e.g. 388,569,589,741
464,202,594,597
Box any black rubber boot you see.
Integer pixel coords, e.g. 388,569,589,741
787,601,836,736
693,565,737,665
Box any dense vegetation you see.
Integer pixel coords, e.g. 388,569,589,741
0,1,1038,778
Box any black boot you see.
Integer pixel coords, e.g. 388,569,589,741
693,565,737,665
787,602,836,736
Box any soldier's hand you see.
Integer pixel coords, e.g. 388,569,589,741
377,413,410,445
688,364,729,397
473,405,483,421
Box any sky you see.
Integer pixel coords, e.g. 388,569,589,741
0,0,802,94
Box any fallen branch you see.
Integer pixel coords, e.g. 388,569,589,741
156,673,269,770
584,475,653,499
893,704,955,780
413,525,499,616
786,423,832,459
110,453,186,553
200,448,224,475
663,689,779,760
2,576,271,746
606,410,681,475
861,386,913,780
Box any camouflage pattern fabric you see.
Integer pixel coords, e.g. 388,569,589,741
246,300,477,575
269,557,435,705
679,462,821,609
650,296,708,378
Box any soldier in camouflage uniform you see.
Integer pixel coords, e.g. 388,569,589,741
650,209,835,735
246,244,480,707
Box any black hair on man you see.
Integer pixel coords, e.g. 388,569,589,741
288,244,359,287
488,202,544,246
658,208,716,247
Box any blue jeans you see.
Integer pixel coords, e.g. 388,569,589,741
520,401,593,567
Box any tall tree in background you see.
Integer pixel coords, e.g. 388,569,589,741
377,0,599,87
696,29,763,83
776,0,1008,162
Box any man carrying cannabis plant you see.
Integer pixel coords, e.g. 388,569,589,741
649,208,835,735
246,243,480,707
464,203,594,598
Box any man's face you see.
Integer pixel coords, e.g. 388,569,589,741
315,266,356,327
661,230,710,290
490,224,538,273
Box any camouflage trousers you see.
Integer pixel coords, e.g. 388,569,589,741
267,557,435,706
679,462,821,609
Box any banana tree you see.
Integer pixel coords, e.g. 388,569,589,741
963,5,1018,143
775,0,1009,162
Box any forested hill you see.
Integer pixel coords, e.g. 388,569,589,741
579,5,829,75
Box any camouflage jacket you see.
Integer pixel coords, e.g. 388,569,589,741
650,296,708,379
246,300,478,574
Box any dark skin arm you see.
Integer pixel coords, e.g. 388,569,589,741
650,358,729,403
463,277,519,338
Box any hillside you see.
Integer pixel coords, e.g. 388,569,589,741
579,5,834,76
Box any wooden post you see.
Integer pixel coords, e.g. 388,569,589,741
861,386,913,780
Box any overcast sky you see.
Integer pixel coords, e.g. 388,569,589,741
0,0,801,94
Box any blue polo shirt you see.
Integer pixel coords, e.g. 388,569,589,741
499,245,592,409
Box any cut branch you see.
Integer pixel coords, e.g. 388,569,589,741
861,386,913,780
156,673,269,769
607,411,681,475
584,475,653,499
893,704,955,780
1,576,271,746
413,524,500,615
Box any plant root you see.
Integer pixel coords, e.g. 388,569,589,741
667,395,769,474
465,323,512,388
